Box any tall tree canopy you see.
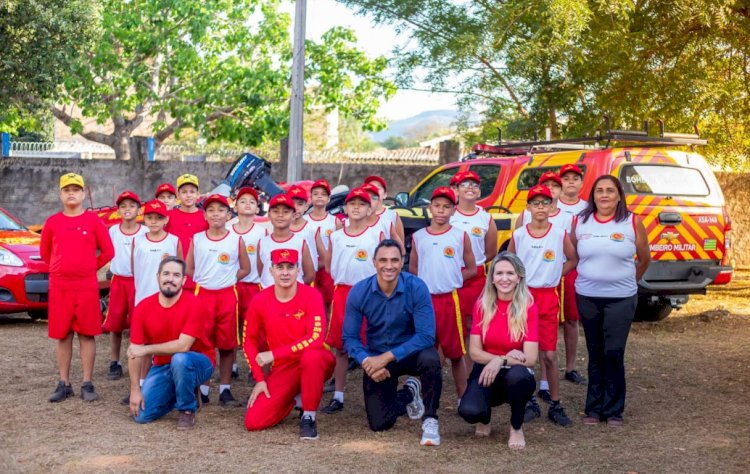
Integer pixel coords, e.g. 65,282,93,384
340,0,750,167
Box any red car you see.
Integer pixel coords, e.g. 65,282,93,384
0,207,49,320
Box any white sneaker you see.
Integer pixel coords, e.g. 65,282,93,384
420,417,440,446
404,377,424,420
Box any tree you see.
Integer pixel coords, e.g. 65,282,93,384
54,0,395,160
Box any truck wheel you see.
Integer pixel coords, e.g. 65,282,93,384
27,310,48,321
635,299,673,322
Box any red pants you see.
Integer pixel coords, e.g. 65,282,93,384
458,266,486,327
325,284,351,350
315,268,334,303
103,275,135,333
530,287,560,352
195,286,238,350
48,287,102,339
244,348,335,431
560,269,580,322
432,291,466,359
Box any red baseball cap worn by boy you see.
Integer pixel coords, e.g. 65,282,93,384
527,184,553,202
144,199,169,217
154,183,177,198
431,186,457,205
268,194,296,210
271,248,299,266
116,191,141,206
345,187,372,205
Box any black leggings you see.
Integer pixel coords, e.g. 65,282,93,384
458,364,535,430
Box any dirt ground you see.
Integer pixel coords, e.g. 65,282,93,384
2,275,749,474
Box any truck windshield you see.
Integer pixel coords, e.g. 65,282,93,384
620,165,710,197
411,168,458,205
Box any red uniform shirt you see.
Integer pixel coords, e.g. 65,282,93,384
243,284,327,382
130,291,215,366
165,208,208,259
471,300,539,356
40,211,114,291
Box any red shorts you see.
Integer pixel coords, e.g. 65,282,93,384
102,275,135,333
325,284,352,351
315,268,334,303
195,286,238,350
432,291,466,359
530,287,560,352
560,269,579,322
48,287,103,339
458,265,486,327
236,282,262,325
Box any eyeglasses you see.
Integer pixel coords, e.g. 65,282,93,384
458,181,480,189
529,199,552,207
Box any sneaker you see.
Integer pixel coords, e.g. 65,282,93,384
107,361,123,381
420,418,440,446
564,370,586,385
299,415,319,440
200,392,210,405
321,398,344,414
607,416,624,427
323,379,336,393
48,381,74,403
120,394,130,406
80,382,99,402
231,367,239,379
404,377,425,420
537,389,552,404
523,396,541,423
582,415,600,425
548,403,573,427
219,388,242,407
177,411,196,430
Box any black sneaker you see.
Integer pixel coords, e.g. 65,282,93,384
201,392,210,405
80,382,99,402
321,398,344,414
299,415,319,440
523,396,541,423
48,381,74,403
231,367,239,379
548,403,573,427
537,389,552,404
219,388,242,407
564,370,586,385
107,361,123,380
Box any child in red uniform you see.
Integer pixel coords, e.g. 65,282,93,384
363,175,406,245
244,249,335,440
155,183,177,211
288,184,319,280
306,179,340,310
104,191,146,381
41,173,114,403
187,194,250,406
166,174,208,291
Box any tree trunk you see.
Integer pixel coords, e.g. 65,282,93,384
111,134,130,161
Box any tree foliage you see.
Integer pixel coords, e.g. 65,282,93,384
340,0,750,168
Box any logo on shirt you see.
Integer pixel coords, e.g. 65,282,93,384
218,252,230,264
443,246,455,258
543,250,555,262
246,244,256,255
285,309,305,320
355,249,368,261
471,226,482,237
610,232,625,242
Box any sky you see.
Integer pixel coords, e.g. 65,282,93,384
298,0,459,121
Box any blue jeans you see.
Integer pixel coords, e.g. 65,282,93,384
134,352,213,424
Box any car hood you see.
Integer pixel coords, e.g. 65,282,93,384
0,230,43,257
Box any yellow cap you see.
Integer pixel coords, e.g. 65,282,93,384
59,173,85,190
176,173,199,189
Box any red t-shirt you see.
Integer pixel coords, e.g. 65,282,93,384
243,284,327,382
130,291,215,366
40,211,114,291
471,300,539,356
165,208,208,259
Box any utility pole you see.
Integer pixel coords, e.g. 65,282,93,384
287,0,306,183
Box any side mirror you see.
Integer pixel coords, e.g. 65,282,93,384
394,192,409,207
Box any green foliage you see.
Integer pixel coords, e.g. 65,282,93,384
338,116,379,152
379,135,415,150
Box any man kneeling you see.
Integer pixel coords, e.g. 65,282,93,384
127,257,215,429
244,248,335,440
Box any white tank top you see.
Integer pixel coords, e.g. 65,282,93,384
512,224,566,288
108,224,147,276
521,208,573,233
369,214,391,239
304,213,337,251
412,226,466,294
575,214,638,298
192,231,242,290
133,232,180,305
376,208,397,235
558,198,588,217
258,233,307,288
231,223,267,284
450,206,492,266
292,220,319,271
329,226,382,285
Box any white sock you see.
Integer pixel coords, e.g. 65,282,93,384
232,363,238,372
220,384,231,393
139,379,145,387
294,394,302,408
540,380,549,391
333,391,344,403
303,411,316,421
200,385,209,396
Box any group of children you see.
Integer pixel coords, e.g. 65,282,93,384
42,163,590,432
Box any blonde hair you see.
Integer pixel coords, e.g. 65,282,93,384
478,251,532,342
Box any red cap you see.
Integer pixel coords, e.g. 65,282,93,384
287,184,308,202
345,187,372,204
310,179,331,195
431,186,457,205
527,185,553,202
538,171,562,186
203,194,230,209
361,182,380,196
116,191,141,206
363,175,387,191
154,183,176,198
268,194,296,210
143,199,168,217
271,248,298,266
449,171,481,186
559,164,583,177
235,187,259,203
